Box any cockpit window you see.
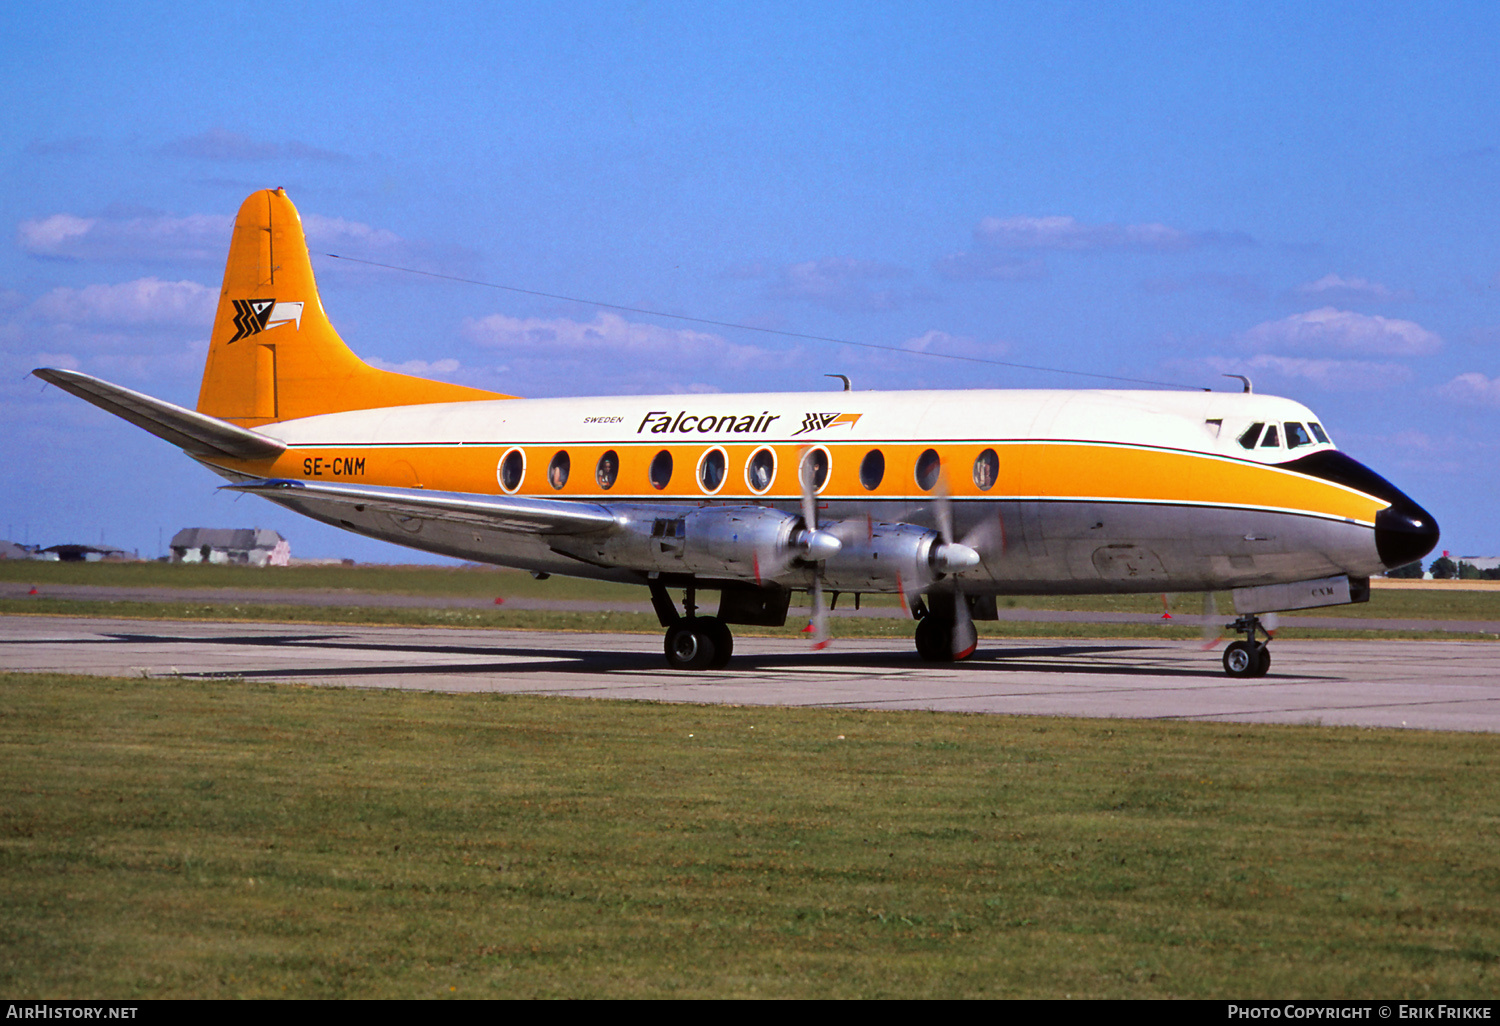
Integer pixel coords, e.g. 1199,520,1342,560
1238,423,1264,449
1309,422,1330,445
1260,425,1280,448
1285,422,1313,449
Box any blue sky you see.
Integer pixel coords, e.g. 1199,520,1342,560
3,1,1496,562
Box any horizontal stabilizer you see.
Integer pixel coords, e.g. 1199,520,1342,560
33,368,286,461
224,479,622,536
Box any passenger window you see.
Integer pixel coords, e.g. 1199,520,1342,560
697,448,727,493
915,448,941,491
1260,425,1280,448
859,449,885,491
746,447,776,494
1238,423,1264,449
973,449,998,491
649,450,673,490
595,450,619,490
498,448,525,492
1285,422,1312,449
1309,422,1330,445
799,447,830,494
548,451,570,489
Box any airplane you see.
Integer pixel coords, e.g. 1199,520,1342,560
33,188,1440,677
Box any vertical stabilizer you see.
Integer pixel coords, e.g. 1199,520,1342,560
197,189,507,425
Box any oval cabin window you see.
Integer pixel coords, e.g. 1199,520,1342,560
859,449,885,491
973,449,998,491
915,448,941,491
548,451,570,489
498,448,525,493
697,448,727,493
596,450,619,490
649,450,673,490
799,447,830,493
746,447,776,494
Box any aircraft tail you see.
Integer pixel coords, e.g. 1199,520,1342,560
197,188,508,426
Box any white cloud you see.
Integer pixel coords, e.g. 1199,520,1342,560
758,257,931,311
366,356,462,377
1185,354,1413,392
160,129,353,164
303,215,406,255
466,311,761,362
1433,372,1500,407
30,278,216,327
1291,274,1413,302
18,212,232,262
459,312,781,395
17,207,421,267
932,251,1047,282
973,215,1251,253
1241,307,1441,357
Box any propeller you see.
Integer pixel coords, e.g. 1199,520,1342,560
925,473,982,659
798,448,835,649
1198,591,1222,650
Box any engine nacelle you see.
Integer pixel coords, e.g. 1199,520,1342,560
817,521,941,592
553,505,802,579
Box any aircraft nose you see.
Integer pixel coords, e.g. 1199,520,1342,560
1375,495,1440,571
1284,450,1440,571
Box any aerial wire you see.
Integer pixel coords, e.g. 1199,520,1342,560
320,252,1203,391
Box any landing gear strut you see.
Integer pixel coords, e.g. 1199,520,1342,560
1222,614,1272,678
654,583,733,671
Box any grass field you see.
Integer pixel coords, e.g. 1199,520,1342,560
1,672,1497,998
4,560,1499,628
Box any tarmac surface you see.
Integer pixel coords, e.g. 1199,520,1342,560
3,614,1498,733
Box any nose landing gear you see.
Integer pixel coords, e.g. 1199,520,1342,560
1222,614,1272,678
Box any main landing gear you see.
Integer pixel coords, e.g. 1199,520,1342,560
653,583,733,671
1222,614,1272,678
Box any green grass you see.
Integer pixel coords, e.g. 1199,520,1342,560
6,559,1499,620
2,672,1498,998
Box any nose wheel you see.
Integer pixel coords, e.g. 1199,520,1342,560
1221,615,1272,678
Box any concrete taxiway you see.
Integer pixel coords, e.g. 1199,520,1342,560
3,614,1498,732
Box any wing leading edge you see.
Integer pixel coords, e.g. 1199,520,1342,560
223,479,623,536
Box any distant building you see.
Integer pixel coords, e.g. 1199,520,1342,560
0,540,41,560
40,544,138,562
1459,557,1500,572
170,528,289,566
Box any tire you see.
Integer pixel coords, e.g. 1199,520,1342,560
664,621,716,670
1223,640,1265,678
915,616,954,662
702,617,734,669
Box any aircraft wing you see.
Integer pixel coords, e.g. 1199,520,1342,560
224,479,622,536
32,367,286,461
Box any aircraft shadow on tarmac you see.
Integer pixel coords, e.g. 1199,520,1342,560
43,631,1290,682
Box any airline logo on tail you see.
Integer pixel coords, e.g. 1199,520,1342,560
229,299,304,342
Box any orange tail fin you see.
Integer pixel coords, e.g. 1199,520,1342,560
196,188,508,426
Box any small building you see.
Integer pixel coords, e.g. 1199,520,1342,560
40,544,137,562
170,528,289,566
0,540,43,560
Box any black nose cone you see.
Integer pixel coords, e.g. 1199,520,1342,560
1283,450,1440,571
1375,498,1440,571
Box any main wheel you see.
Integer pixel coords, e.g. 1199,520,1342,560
701,616,734,669
664,620,716,670
1223,640,1269,678
915,616,954,662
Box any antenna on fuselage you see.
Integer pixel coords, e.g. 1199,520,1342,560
824,374,852,391
1222,374,1253,393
